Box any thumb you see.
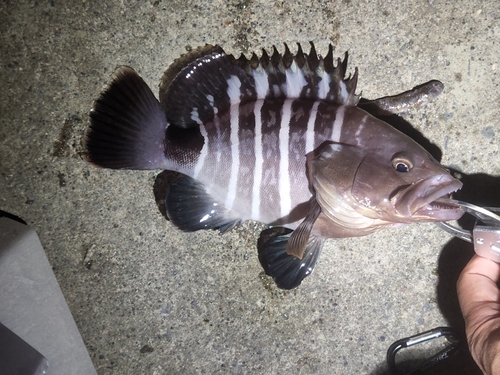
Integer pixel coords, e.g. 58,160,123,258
457,255,500,375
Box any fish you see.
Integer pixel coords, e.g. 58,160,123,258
83,43,463,289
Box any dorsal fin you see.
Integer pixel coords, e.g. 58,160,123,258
159,43,360,128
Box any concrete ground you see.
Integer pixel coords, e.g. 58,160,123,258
1,1,499,374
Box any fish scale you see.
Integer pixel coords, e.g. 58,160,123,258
83,43,463,289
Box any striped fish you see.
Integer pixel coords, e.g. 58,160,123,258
83,43,463,289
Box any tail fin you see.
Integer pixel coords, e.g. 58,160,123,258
83,67,169,170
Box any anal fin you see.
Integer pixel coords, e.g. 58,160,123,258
258,227,324,289
166,176,241,233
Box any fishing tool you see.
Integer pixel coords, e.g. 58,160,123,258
435,200,500,262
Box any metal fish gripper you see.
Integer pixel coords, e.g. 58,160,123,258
435,200,500,262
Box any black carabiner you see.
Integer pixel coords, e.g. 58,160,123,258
387,327,462,374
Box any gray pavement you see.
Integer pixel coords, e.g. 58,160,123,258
1,1,499,374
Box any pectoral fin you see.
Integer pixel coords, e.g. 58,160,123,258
258,227,324,290
285,197,322,259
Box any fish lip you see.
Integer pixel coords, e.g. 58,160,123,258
391,175,464,221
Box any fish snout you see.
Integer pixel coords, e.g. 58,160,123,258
391,174,463,221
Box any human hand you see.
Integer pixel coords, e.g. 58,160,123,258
457,255,500,375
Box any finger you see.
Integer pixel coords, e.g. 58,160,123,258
457,254,500,311
457,255,500,374
461,254,500,283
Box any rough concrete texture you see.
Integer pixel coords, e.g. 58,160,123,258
1,1,499,374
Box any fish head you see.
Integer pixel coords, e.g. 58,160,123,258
311,133,463,231
349,135,463,223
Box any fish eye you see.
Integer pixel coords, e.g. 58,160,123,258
391,153,413,173
394,162,410,172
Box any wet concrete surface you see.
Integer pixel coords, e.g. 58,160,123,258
1,1,499,374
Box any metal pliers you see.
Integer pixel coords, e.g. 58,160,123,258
435,200,500,262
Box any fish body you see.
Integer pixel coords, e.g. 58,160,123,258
84,44,463,289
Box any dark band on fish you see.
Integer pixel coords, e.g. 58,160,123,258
164,125,204,168
259,99,284,219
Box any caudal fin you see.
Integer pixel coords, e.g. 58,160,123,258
83,67,169,170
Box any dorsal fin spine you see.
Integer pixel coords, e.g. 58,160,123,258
295,43,306,68
307,42,319,70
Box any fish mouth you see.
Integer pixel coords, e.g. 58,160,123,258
391,175,464,221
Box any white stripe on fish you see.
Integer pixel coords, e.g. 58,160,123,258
252,69,270,99
285,61,307,98
354,115,367,146
331,105,345,142
306,101,320,153
339,80,348,102
190,107,203,125
317,70,331,100
193,124,208,179
225,76,242,210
